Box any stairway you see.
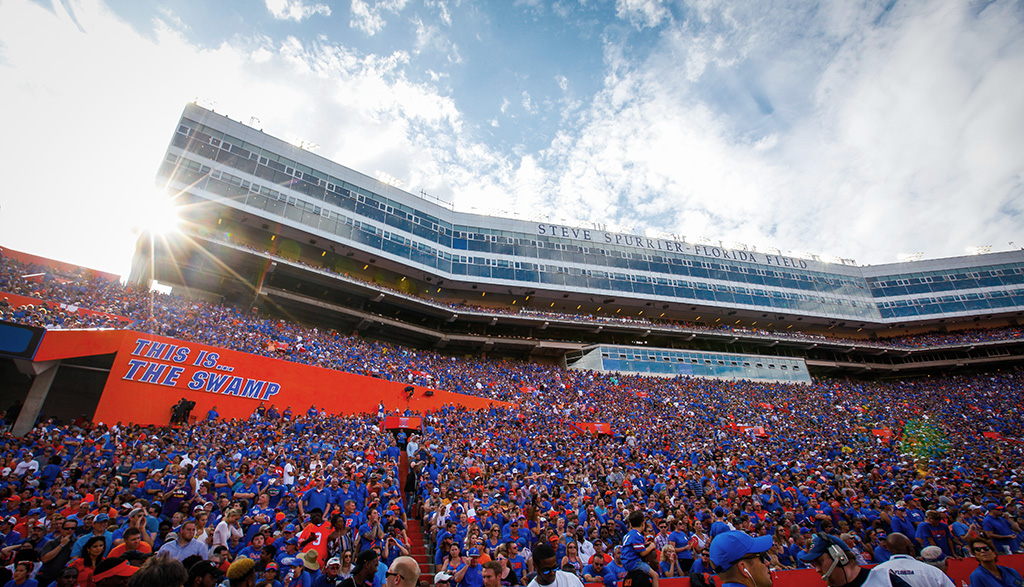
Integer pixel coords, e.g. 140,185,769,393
399,452,432,585
408,517,433,585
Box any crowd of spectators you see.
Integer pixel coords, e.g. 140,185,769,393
3,253,1024,587
152,234,1024,351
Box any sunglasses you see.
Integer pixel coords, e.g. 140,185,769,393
973,546,993,553
386,572,405,581
740,553,770,565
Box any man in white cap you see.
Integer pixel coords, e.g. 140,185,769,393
314,556,344,587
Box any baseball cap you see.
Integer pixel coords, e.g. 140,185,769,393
435,572,453,583
709,531,773,572
352,549,379,573
799,534,852,563
189,561,224,580
468,548,480,557
327,557,341,567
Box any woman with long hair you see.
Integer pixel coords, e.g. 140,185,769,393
213,508,243,548
560,542,583,575
338,550,355,580
660,544,683,577
69,536,106,587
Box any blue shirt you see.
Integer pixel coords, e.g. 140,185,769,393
970,565,1023,587
70,531,112,559
302,488,330,514
606,561,627,582
621,529,645,572
668,531,692,559
582,564,616,587
158,537,210,561
983,515,1016,552
460,564,483,587
691,558,711,575
915,522,954,557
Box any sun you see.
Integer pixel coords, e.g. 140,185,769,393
138,190,182,236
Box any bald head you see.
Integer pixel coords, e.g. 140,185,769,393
886,533,914,555
389,556,421,587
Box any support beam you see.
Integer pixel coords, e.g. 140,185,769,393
12,361,60,437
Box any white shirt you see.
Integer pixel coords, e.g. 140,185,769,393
528,570,585,587
13,459,38,476
212,520,243,548
579,540,596,563
864,555,954,587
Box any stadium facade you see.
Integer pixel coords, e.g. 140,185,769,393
135,103,1024,373
149,104,1024,325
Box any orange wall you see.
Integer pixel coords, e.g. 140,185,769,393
81,331,510,426
34,329,128,361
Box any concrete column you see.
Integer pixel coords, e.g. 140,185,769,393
12,360,60,437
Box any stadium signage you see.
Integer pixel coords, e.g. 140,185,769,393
121,337,281,401
536,223,809,269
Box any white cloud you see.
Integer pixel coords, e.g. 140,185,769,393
525,0,1024,264
615,0,670,30
2,0,1022,275
265,0,331,22
522,91,537,114
0,0,475,274
350,0,410,36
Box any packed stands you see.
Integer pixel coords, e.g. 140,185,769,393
2,252,1024,586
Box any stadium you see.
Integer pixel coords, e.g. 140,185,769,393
1,103,1023,587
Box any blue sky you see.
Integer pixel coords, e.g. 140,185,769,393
1,0,1022,276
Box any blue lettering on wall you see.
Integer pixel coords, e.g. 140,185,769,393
124,339,283,401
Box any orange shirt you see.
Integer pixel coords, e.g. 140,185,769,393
109,541,153,558
298,520,333,563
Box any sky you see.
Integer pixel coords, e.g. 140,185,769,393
1,0,1022,277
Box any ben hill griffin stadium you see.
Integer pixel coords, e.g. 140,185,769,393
134,104,1024,371
2,102,1024,426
